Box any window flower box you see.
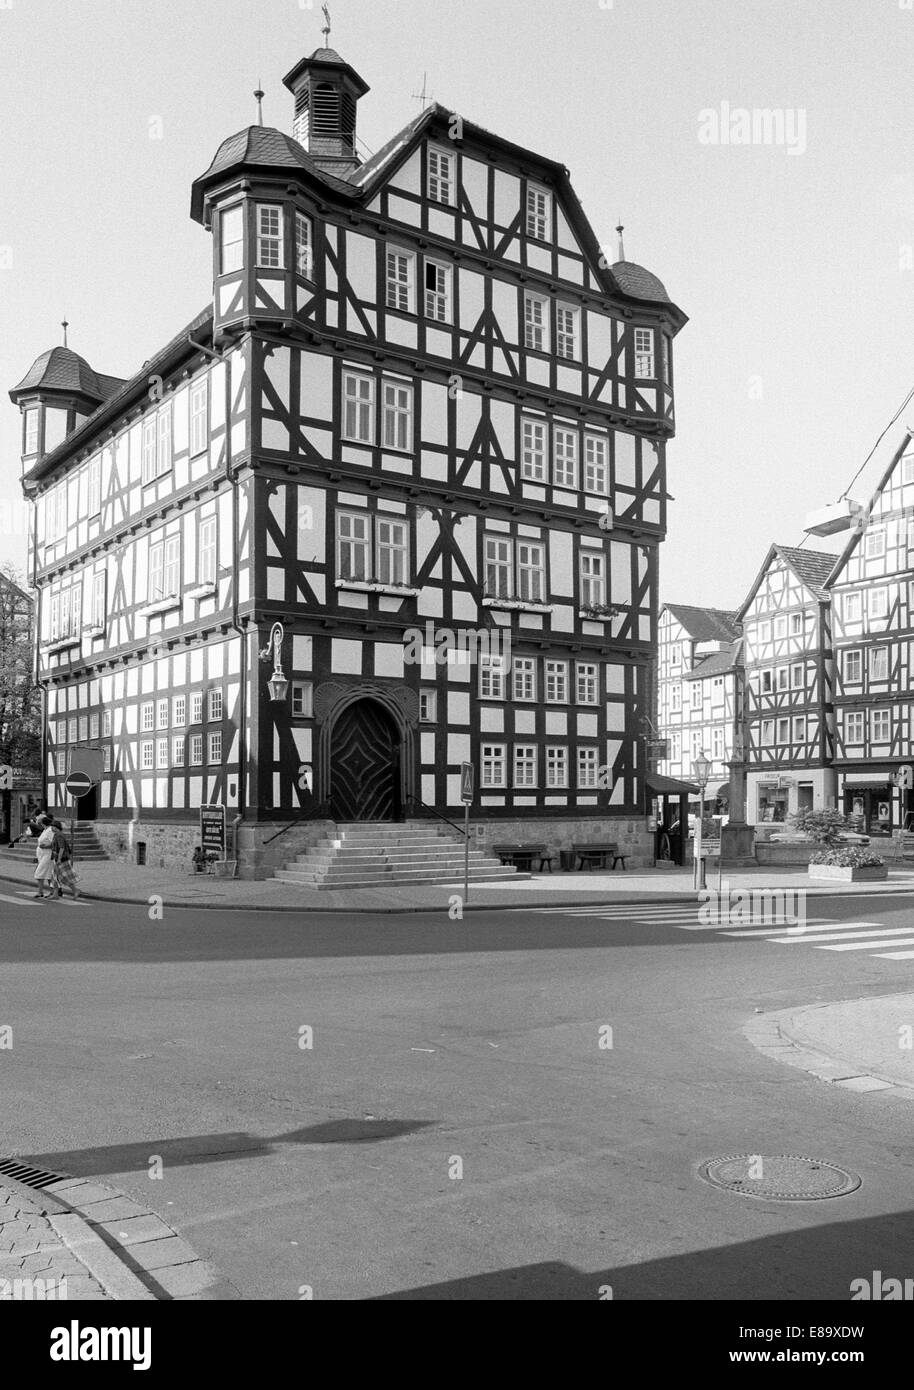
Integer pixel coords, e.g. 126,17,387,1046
335,580,420,597
45,634,81,653
482,597,553,613
138,595,180,618
186,582,217,601
578,604,624,621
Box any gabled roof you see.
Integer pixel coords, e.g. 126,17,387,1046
10,346,125,405
736,543,840,619
823,430,914,588
663,604,741,642
682,648,741,681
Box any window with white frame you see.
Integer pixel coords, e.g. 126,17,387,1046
774,616,787,639
869,587,889,620
419,689,436,723
156,404,172,478
78,716,88,742
54,719,65,745
790,612,803,635
190,733,204,766
545,660,569,702
141,702,154,733
292,682,313,718
844,650,862,682
148,533,180,602
634,327,655,378
864,527,886,559
190,380,208,457
173,695,186,728
140,740,154,770
844,591,862,622
190,693,203,724
142,416,157,485
524,293,549,352
481,743,506,788
256,204,283,268
583,434,608,494
24,408,39,455
479,655,506,700
553,426,578,488
208,690,223,722
427,147,454,204
670,731,681,761
546,745,568,788
517,542,545,603
845,711,864,745
580,552,605,608
89,714,100,740
295,212,312,278
576,662,598,704
521,417,548,481
761,669,773,693
156,698,169,730
870,646,889,680
791,662,804,688
691,682,702,710
513,658,536,701
526,184,550,240
903,455,914,484
671,684,681,713
556,304,578,359
208,731,223,764
88,457,101,517
577,747,599,788
375,516,408,585
777,718,790,743
871,708,891,742
386,248,414,312
343,371,374,443
103,710,112,737
759,620,771,642
777,667,789,691
484,535,512,599
173,736,185,768
793,716,806,742
220,204,244,274
68,717,77,744
424,260,451,321
337,511,370,582
103,745,113,772
712,727,725,759
198,516,217,587
514,745,537,788
382,380,413,451
156,738,169,770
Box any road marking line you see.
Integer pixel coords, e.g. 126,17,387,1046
0,892,38,906
723,921,882,938
764,926,914,944
817,937,914,952
874,951,914,960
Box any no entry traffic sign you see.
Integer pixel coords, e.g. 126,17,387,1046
65,771,94,798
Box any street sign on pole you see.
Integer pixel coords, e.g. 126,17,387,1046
64,771,93,799
460,762,474,905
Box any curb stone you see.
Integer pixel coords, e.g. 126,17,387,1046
743,1010,906,1096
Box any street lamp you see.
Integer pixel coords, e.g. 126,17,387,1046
691,750,712,889
259,623,289,703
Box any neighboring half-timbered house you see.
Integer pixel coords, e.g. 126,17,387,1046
824,441,914,836
655,604,742,808
737,544,838,826
11,40,685,876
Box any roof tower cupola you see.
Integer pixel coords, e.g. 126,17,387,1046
282,15,369,178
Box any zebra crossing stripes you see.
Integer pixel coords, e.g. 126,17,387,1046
0,890,87,908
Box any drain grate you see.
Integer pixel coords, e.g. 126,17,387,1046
0,1157,69,1190
698,1154,861,1202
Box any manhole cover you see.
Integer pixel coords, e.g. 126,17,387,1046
698,1154,861,1202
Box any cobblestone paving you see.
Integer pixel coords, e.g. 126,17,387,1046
0,1183,109,1300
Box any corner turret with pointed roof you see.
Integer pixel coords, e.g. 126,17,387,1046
9,335,125,473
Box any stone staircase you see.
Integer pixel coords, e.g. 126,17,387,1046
0,822,108,863
273,822,525,890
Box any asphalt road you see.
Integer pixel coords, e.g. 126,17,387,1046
1,887,914,1300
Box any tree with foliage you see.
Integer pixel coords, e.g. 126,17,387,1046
0,564,41,772
789,806,848,847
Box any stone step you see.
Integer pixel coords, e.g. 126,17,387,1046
274,866,525,888
295,847,490,865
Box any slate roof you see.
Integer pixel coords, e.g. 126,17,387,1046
664,604,741,642
10,346,125,404
611,261,672,305
773,544,840,598
682,648,741,681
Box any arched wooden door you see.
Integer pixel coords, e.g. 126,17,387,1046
329,698,402,822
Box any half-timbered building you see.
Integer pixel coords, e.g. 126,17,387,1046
824,439,914,836
655,604,742,808
11,39,685,877
737,544,838,825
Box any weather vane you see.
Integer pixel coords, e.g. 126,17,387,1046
321,4,331,47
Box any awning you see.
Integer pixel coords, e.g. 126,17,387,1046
842,774,895,788
647,773,699,795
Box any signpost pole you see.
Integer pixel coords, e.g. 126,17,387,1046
70,796,75,870
464,799,469,906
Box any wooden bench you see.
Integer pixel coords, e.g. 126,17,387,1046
573,842,627,871
493,842,554,872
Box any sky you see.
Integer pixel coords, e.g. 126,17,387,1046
2,0,913,611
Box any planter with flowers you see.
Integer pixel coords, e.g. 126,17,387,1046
807,847,887,882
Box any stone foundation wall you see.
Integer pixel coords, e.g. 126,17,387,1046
469,814,655,869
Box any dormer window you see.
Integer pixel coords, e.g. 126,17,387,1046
220,205,244,274
23,407,39,455
256,205,284,269
526,184,551,241
427,147,454,205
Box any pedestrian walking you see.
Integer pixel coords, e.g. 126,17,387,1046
50,820,79,900
32,817,56,899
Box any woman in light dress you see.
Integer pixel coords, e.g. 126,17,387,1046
32,816,57,899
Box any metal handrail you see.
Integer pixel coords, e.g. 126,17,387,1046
410,798,468,839
263,816,314,846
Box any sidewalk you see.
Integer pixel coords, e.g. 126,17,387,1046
0,1179,110,1300
747,992,914,1099
2,850,913,911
